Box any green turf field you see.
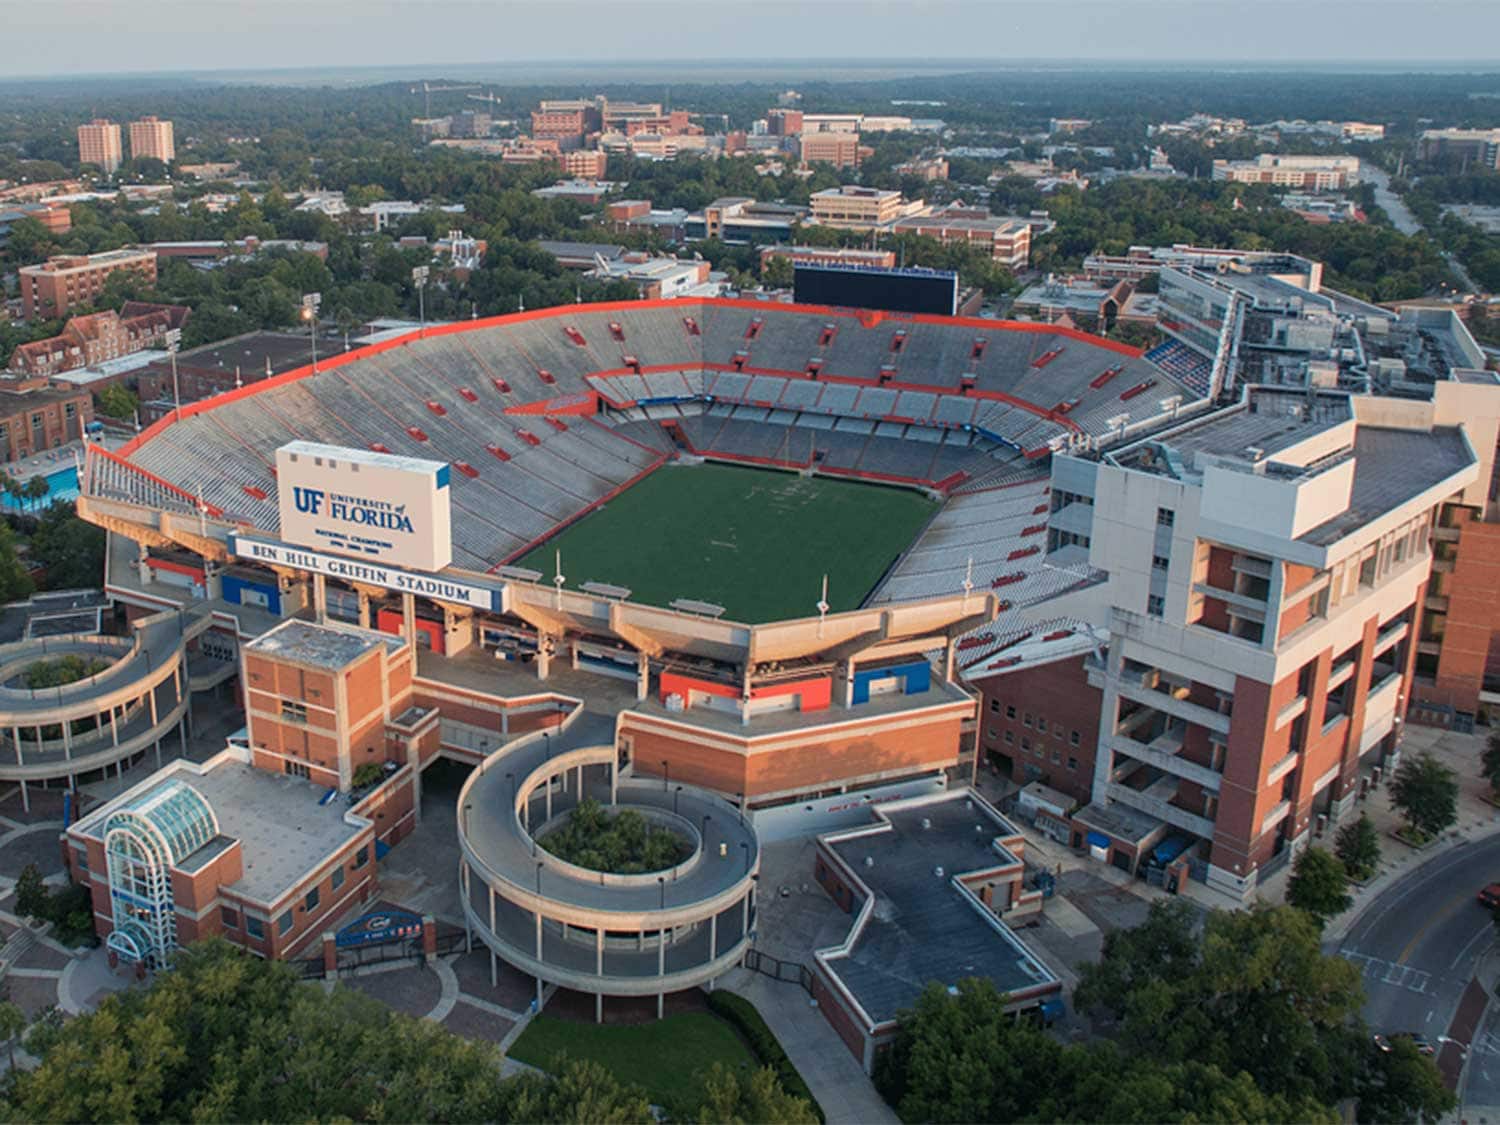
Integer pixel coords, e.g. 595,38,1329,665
516,462,938,623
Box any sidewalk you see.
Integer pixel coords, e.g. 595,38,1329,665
718,967,898,1125
1324,725,1500,945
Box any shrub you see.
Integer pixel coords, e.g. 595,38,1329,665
351,761,386,789
15,863,98,947
706,990,824,1122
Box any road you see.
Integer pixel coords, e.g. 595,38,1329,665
1364,167,1422,236
1335,832,1500,1094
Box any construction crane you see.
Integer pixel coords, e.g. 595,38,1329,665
465,92,502,106
411,81,484,116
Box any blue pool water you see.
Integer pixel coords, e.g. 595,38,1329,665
2,464,79,511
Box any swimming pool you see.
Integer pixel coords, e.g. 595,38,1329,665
1,465,80,511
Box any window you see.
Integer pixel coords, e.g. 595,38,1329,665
354,846,369,869
1156,507,1175,528
1023,712,1033,728
277,912,293,936
1020,737,1031,752
1070,730,1081,746
1037,717,1048,733
1051,751,1061,764
332,867,345,891
1147,594,1165,618
986,728,998,740
1152,555,1169,571
989,698,1001,714
1005,705,1016,719
1067,756,1079,771
305,886,320,913
281,700,308,723
246,915,265,939
1004,730,1014,745
221,906,239,929
283,760,309,780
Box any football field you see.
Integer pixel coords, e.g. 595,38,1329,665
515,462,938,623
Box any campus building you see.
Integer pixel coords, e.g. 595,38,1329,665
19,249,158,321
890,205,1032,269
77,119,122,174
1419,128,1500,171
8,303,188,378
1210,154,1361,191
128,117,175,164
808,186,921,231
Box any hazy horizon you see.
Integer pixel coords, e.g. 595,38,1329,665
7,0,1500,82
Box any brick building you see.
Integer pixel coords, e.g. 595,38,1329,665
77,119,122,174
0,376,93,460
8,302,189,377
64,618,435,966
128,117,175,164
890,204,1032,269
799,132,866,170
19,249,158,321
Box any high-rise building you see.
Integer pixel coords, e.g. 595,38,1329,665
128,116,175,164
77,119,123,174
799,132,865,170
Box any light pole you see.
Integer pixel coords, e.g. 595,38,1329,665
463,802,472,835
658,875,665,910
164,328,182,421
662,759,670,792
674,785,683,815
536,861,543,896
301,292,321,372
740,841,749,874
412,266,429,334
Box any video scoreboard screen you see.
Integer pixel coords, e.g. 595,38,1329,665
793,263,959,316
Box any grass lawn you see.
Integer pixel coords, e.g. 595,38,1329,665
507,1011,758,1108
516,462,938,623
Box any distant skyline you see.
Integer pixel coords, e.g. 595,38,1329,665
7,0,1500,81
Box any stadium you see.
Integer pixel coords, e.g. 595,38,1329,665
90,298,1200,614
64,297,1208,1019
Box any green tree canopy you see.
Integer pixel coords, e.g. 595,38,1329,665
1286,845,1353,925
6,939,654,1123
1335,812,1382,882
1390,750,1460,841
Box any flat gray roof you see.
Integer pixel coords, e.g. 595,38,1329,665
246,619,399,670
823,793,1059,1025
1299,425,1474,546
187,759,363,903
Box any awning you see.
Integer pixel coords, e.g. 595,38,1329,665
1086,830,1110,849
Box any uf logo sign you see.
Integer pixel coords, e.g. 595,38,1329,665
292,487,324,516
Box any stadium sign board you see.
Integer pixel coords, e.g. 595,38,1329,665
229,535,499,611
275,441,453,573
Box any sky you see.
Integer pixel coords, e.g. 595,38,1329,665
6,0,1500,80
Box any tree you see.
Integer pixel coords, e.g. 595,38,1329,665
1356,1038,1456,1125
1334,812,1382,882
1076,901,1398,1115
14,862,47,922
0,1001,23,1074
23,476,50,510
29,502,106,590
96,384,139,421
9,939,656,1123
1390,751,1460,842
876,977,1335,1124
1483,728,1500,797
1286,846,1353,925
693,1063,819,1125
0,520,35,604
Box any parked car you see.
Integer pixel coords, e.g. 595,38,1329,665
1478,883,1500,909
1374,1032,1436,1057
